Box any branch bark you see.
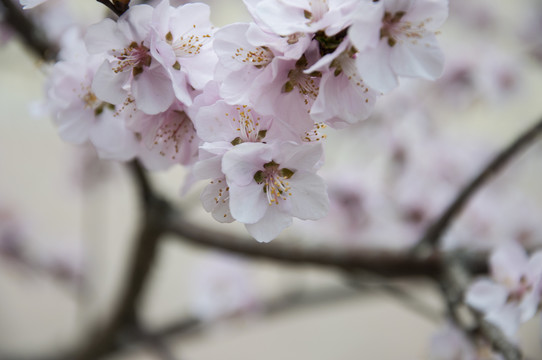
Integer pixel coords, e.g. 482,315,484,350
75,161,167,360
164,214,488,278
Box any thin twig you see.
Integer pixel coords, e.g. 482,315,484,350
414,117,542,255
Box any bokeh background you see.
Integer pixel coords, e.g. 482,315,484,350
2,0,542,359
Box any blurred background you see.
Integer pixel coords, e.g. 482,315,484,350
2,0,542,359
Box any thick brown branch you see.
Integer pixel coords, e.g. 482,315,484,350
75,161,167,360
164,214,488,278
0,0,58,60
415,116,542,254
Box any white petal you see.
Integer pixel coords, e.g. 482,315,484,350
465,279,508,313
92,61,129,105
389,33,445,80
287,170,329,220
85,18,126,54
132,66,174,115
228,182,267,224
245,205,292,243
490,242,528,286
355,42,398,93
222,142,271,186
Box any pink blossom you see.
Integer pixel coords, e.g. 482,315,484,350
222,142,328,242
129,103,200,169
349,0,448,93
465,242,542,339
46,50,138,160
85,4,175,115
150,0,216,106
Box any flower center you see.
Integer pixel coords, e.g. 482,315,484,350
234,46,274,68
165,29,211,59
283,55,321,104
226,105,267,145
253,161,295,205
113,41,152,75
152,111,195,161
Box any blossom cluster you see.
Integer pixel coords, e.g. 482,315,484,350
39,0,449,242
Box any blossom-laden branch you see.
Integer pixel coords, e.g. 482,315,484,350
415,116,542,256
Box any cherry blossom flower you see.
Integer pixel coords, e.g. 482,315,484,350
85,4,175,115
46,49,138,160
222,142,329,242
349,0,448,93
150,0,216,106
465,242,542,339
129,102,200,169
306,38,379,127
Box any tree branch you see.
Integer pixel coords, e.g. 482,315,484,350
414,116,542,255
75,161,167,360
164,214,488,278
0,0,58,60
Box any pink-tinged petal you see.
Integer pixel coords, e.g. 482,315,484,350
287,170,329,220
250,0,307,36
201,179,234,223
485,303,521,340
311,69,377,127
245,206,293,243
131,67,174,115
518,290,539,323
404,0,449,30
192,142,231,180
222,142,272,186
92,61,130,105
228,182,268,224
465,279,508,313
85,18,126,54
169,3,212,36
389,33,445,80
490,242,528,286
89,113,138,161
194,101,238,142
526,251,542,280
179,51,217,90
348,0,384,51
280,142,324,171
117,4,153,43
214,23,252,72
168,69,193,106
355,42,398,93
56,107,93,144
